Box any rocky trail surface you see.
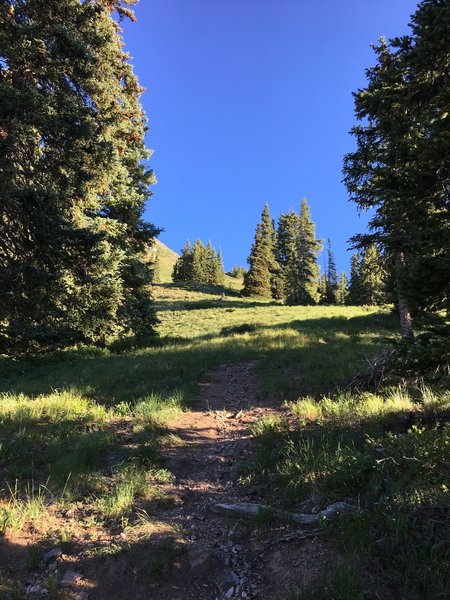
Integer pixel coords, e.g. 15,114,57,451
140,361,330,600
10,362,330,600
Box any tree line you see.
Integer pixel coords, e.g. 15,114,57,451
0,0,158,354
172,240,225,286
243,201,388,306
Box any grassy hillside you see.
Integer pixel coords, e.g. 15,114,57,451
149,238,179,283
0,286,448,599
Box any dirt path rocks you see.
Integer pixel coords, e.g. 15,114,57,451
145,361,329,600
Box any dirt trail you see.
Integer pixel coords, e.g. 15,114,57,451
11,362,329,600
143,361,330,600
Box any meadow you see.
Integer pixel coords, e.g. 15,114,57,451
0,281,448,599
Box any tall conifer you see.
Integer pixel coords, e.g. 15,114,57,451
244,205,278,298
336,273,349,305
285,198,321,305
325,239,338,304
276,211,300,300
0,0,158,352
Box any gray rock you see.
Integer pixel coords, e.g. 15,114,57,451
43,547,62,563
188,547,225,575
225,587,234,598
61,570,82,587
215,570,239,595
28,585,42,594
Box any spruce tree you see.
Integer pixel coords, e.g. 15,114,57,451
172,241,193,282
0,0,159,353
318,273,328,304
343,0,450,337
358,245,387,305
243,223,271,297
244,205,278,298
348,253,362,305
215,249,225,286
204,241,217,284
325,239,338,304
191,240,206,282
285,198,321,305
336,273,349,305
276,211,300,300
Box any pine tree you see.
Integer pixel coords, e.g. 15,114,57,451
348,253,362,305
0,0,159,353
343,0,450,337
336,273,349,305
285,198,322,305
244,205,278,298
243,223,271,297
358,245,387,305
318,273,328,304
215,249,225,286
276,211,300,300
204,241,217,284
191,240,206,282
172,239,224,285
325,239,338,304
172,241,193,282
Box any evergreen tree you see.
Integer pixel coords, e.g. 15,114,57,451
172,239,224,285
285,198,322,305
336,272,349,305
229,266,247,278
343,0,450,337
358,244,387,305
0,0,159,353
243,223,271,297
318,273,328,304
244,204,278,298
276,211,300,300
191,240,206,282
172,241,193,282
348,253,362,305
325,239,338,304
204,241,217,284
215,249,225,286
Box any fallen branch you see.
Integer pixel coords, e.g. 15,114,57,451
215,501,357,528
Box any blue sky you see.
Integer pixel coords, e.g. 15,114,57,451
123,0,419,274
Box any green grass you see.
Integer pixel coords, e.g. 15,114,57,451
245,387,450,599
3,284,439,597
0,289,397,535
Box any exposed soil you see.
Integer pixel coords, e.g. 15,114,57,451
2,362,331,600
110,361,331,600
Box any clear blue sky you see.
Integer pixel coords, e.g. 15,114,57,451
123,0,419,274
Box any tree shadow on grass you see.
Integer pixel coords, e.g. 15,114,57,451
0,312,398,404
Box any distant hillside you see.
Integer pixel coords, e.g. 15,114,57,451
151,239,179,282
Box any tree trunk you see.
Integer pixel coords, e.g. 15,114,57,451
395,251,414,340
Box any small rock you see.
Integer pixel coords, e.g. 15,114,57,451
225,588,234,598
214,570,239,594
28,585,41,594
44,547,62,563
61,570,82,587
